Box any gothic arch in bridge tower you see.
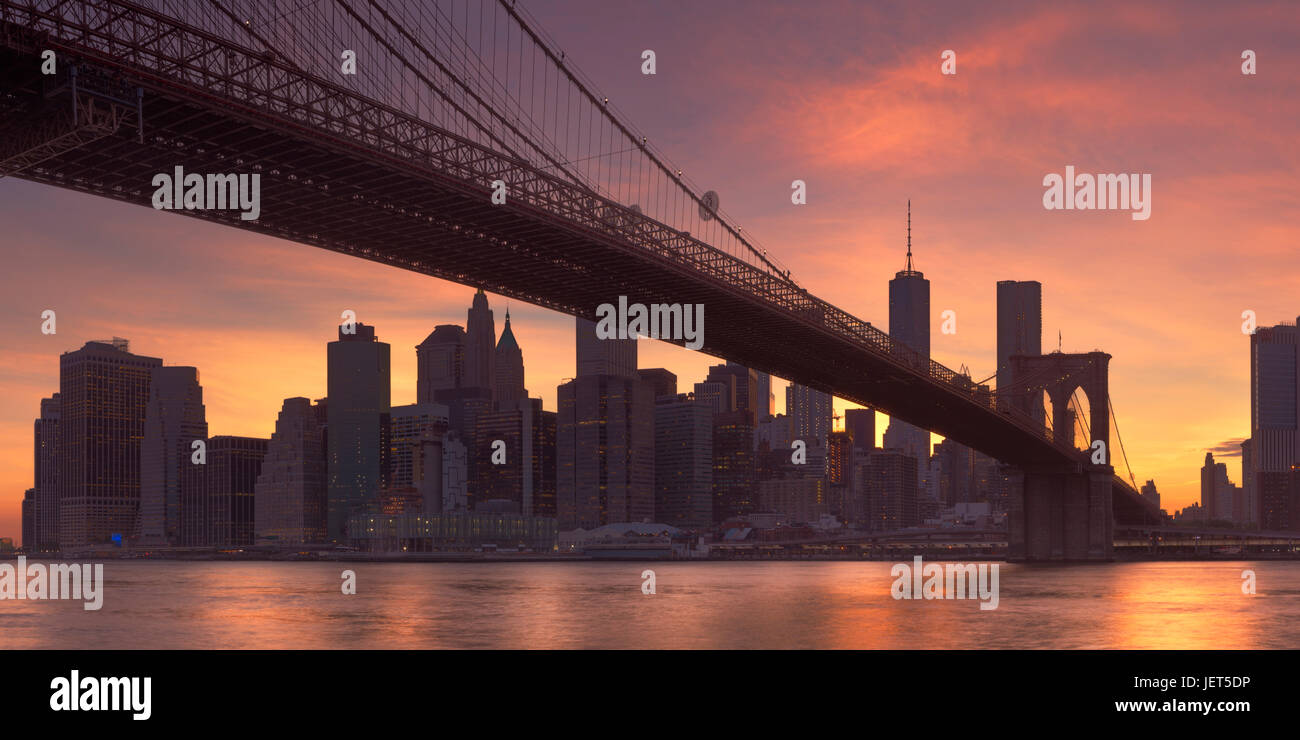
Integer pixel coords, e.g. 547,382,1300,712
1005,351,1111,456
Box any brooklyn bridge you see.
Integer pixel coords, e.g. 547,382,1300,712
0,0,1165,559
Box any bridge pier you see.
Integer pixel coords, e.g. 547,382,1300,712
1007,464,1114,561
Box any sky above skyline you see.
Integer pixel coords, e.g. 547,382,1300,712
2,0,1299,539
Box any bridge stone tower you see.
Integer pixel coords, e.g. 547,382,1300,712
1003,351,1114,561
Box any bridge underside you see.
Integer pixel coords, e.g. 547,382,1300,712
0,21,1162,535
0,42,1060,460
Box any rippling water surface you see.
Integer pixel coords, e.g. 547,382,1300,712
2,560,1295,649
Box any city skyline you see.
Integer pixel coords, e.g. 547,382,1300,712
12,281,1292,547
3,0,1300,538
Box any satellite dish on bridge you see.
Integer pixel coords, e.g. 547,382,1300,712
698,190,719,221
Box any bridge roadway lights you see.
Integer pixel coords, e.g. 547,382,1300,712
1007,464,1114,562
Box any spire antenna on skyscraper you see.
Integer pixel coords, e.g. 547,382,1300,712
906,199,913,272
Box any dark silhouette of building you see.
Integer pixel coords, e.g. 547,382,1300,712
638,368,678,400
576,316,637,378
440,430,469,512
997,280,1043,419
255,397,329,545
693,380,728,415
844,408,875,454
57,338,161,549
182,435,268,546
712,409,756,524
1246,318,1300,527
827,430,853,487
475,397,556,517
934,438,975,507
327,323,391,542
32,394,59,551
825,429,855,521
1139,479,1160,510
434,386,492,509
1259,469,1300,531
861,449,919,531
416,324,465,402
884,202,931,470
1201,451,1239,523
557,317,653,529
758,477,828,524
21,489,34,551
389,402,448,514
465,288,497,396
557,374,654,529
754,370,774,423
139,366,207,546
493,309,526,403
786,382,832,450
707,363,760,425
653,393,712,531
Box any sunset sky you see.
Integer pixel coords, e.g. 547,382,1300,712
2,0,1298,539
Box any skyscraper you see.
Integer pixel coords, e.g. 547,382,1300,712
494,309,527,403
33,394,59,551
475,397,556,517
712,409,757,523
182,435,268,546
1246,318,1299,526
1259,469,1300,531
889,202,930,357
327,323,391,542
844,408,875,454
934,438,975,507
139,366,207,546
389,402,449,512
255,397,328,546
827,430,853,487
754,371,775,423
826,429,855,519
1241,438,1254,526
693,380,730,415
557,317,653,528
1139,479,1161,510
654,394,713,530
21,489,34,551
557,374,654,528
997,280,1043,422
638,368,678,400
1200,451,1238,523
885,202,931,469
786,383,833,447
576,316,637,379
57,338,162,549
416,324,466,402
465,288,497,394
434,385,493,509
441,431,469,513
861,449,919,531
715,362,761,425
758,477,828,524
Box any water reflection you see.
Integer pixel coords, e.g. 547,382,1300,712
0,561,1292,649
